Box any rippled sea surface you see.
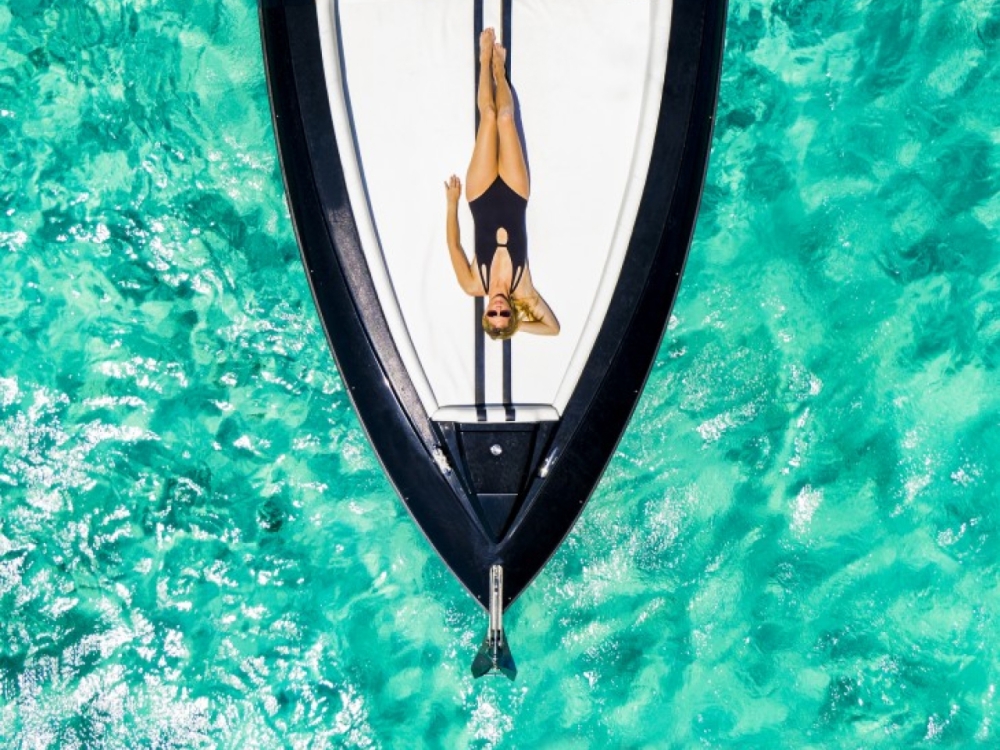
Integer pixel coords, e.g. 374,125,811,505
2,0,1000,746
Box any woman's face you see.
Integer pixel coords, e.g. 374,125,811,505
486,294,512,329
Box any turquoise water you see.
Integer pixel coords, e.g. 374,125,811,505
2,0,1000,745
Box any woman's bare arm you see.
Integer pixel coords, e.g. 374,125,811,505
445,175,482,295
519,290,560,335
513,267,559,335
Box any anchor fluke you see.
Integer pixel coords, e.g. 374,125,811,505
471,565,517,680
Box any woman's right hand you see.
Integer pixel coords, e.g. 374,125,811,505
444,174,462,205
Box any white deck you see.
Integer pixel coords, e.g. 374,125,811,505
316,0,672,421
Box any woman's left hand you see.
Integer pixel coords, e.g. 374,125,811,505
444,174,462,204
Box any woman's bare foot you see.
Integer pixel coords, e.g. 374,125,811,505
492,42,507,77
480,28,495,63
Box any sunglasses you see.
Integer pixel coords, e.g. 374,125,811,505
486,310,511,318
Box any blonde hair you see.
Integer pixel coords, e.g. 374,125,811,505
482,296,536,340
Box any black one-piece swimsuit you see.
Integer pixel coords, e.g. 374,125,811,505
468,176,527,293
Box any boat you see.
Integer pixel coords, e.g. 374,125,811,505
258,0,727,678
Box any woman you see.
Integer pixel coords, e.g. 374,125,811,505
445,28,560,340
